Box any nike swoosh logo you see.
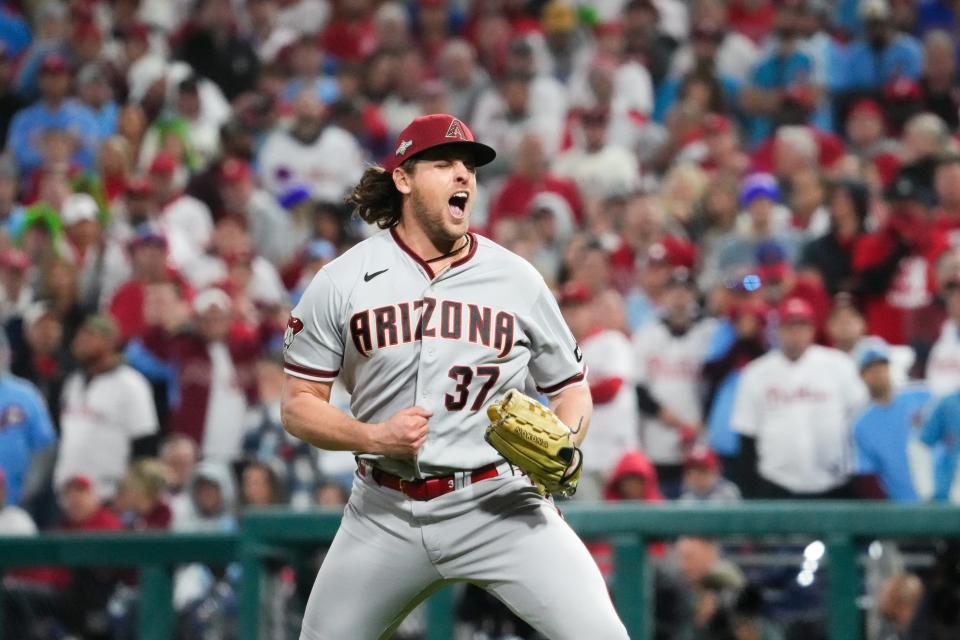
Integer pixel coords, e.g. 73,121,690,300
574,345,583,363
364,268,389,282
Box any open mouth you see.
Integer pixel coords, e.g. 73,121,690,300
448,191,469,219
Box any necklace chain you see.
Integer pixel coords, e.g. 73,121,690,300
425,234,470,264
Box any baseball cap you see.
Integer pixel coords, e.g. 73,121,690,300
885,78,921,102
777,297,815,325
126,176,155,196
683,446,720,471
0,249,30,272
542,0,577,33
740,173,781,208
857,341,891,371
755,240,789,282
193,287,232,314
885,176,933,206
149,152,178,176
848,99,883,121
220,158,253,185
557,281,593,306
128,230,168,252
383,114,496,172
63,474,94,491
40,53,70,74
61,193,99,226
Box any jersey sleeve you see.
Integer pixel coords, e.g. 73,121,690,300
284,269,344,382
524,289,585,396
852,417,878,474
920,400,947,448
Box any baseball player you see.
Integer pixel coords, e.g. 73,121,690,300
281,114,627,640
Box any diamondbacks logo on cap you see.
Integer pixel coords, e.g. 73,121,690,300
396,139,413,156
445,118,467,140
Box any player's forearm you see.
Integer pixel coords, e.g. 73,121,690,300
281,377,376,452
549,384,593,447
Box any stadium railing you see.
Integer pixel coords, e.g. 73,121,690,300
2,502,960,640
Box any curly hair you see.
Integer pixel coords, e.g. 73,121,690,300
346,160,416,229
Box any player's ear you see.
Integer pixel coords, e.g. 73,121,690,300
392,167,413,195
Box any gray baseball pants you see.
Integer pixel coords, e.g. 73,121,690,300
299,466,629,640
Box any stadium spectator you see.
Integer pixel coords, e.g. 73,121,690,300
54,315,159,501
732,297,868,498
925,275,960,396
438,39,489,122
160,434,200,500
679,446,742,504
558,282,637,501
874,572,927,640
932,154,960,248
9,302,68,424
257,90,365,203
148,151,215,268
243,355,321,509
240,459,286,508
854,175,948,346
669,2,758,85
800,179,870,297
553,108,639,202
116,458,173,530
632,267,717,498
839,0,923,94
920,383,960,502
852,342,932,501
702,297,769,490
7,53,99,175
0,467,35,535
0,329,55,510
172,460,237,532
142,287,260,461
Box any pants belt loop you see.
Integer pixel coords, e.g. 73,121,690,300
454,470,470,490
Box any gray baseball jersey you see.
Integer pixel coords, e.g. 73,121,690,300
283,228,586,478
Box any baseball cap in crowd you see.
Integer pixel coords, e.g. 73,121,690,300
40,52,70,75
647,237,697,269
193,287,232,314
777,297,815,325
126,176,155,196
739,173,780,208
82,314,120,341
755,240,789,283
63,474,94,492
0,248,30,273
847,99,883,123
857,341,891,372
305,239,337,262
61,193,99,226
683,446,720,472
885,175,934,207
149,152,178,176
884,78,922,103
278,184,312,209
384,114,496,172
220,158,253,184
542,0,577,33
557,281,593,307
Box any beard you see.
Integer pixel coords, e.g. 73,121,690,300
409,187,466,250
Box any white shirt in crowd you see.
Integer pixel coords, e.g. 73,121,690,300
257,124,366,203
578,329,639,476
925,320,960,396
732,345,868,494
553,143,640,200
160,194,215,268
201,342,249,461
55,365,159,500
632,318,717,465
0,504,37,535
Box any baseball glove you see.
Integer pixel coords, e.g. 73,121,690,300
485,389,582,496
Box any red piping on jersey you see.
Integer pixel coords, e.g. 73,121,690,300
389,228,479,278
390,227,436,279
450,232,479,269
284,361,340,379
537,369,586,394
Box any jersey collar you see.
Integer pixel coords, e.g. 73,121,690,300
389,227,478,279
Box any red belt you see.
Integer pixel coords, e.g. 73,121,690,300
357,461,503,501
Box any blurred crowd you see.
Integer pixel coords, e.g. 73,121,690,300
0,0,959,637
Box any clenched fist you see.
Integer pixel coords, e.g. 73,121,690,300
369,407,432,458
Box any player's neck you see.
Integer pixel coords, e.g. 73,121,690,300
394,219,466,270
